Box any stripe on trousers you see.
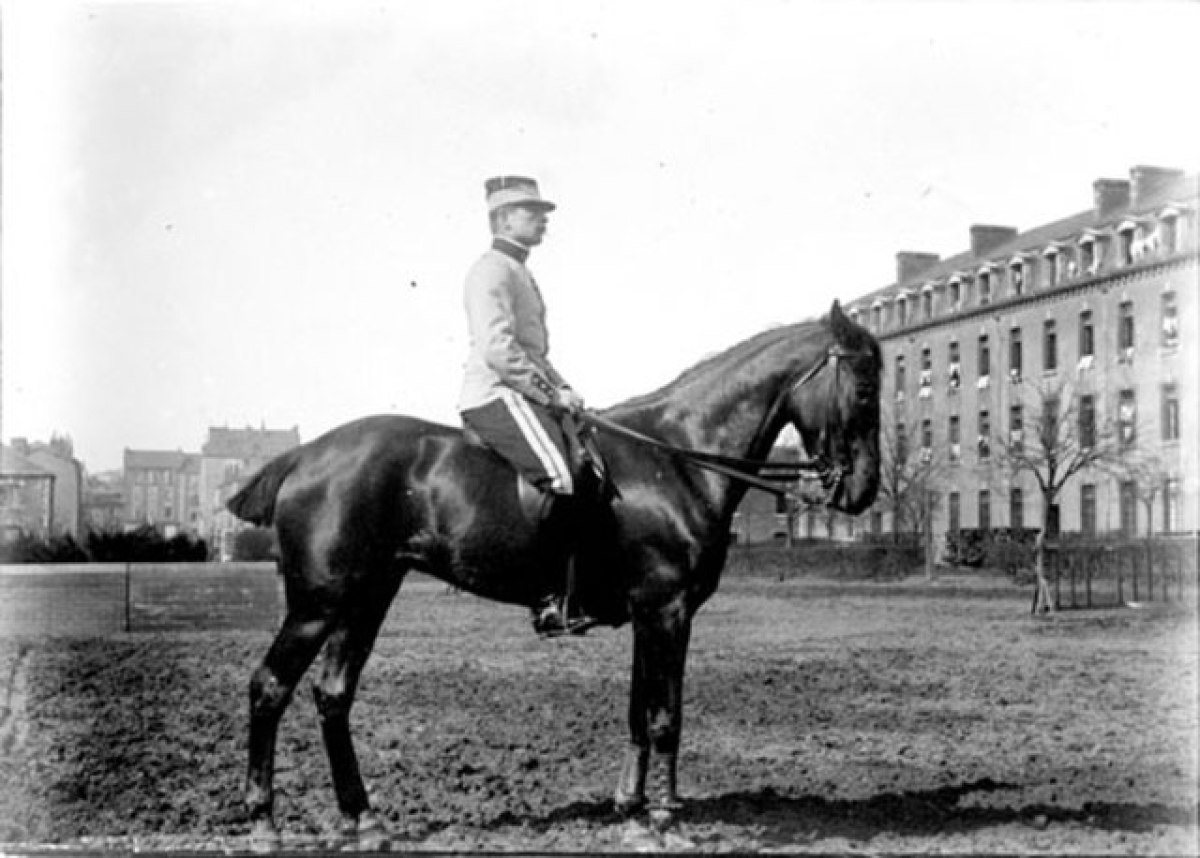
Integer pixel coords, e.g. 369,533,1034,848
500,390,574,493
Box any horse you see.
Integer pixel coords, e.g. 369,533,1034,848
227,300,881,850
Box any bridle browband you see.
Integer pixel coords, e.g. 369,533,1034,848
579,344,868,507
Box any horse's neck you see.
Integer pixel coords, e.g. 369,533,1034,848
610,328,829,517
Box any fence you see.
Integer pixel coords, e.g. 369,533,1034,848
0,562,283,635
1043,540,1197,610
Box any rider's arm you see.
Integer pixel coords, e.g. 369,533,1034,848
464,262,558,406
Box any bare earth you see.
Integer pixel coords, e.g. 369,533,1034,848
0,574,1196,854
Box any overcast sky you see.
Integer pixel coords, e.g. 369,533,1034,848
3,0,1198,472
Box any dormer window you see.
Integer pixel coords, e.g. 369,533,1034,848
921,285,934,320
1118,220,1140,266
1079,233,1102,275
1159,206,1181,254
977,268,993,305
872,302,883,330
896,295,908,327
948,277,963,309
1009,257,1027,296
1042,244,1062,288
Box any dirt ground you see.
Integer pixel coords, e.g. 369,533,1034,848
0,574,1196,854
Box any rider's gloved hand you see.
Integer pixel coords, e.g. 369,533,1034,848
551,387,586,417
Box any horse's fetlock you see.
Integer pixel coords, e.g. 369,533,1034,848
312,683,350,723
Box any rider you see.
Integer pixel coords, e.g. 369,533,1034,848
458,175,595,636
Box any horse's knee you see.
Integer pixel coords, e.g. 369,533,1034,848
249,666,291,717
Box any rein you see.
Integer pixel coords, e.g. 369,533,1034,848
578,345,857,503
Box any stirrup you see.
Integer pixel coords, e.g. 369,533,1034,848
532,596,597,638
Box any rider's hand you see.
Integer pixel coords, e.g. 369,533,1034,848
552,387,586,416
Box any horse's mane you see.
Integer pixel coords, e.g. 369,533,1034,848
608,317,829,415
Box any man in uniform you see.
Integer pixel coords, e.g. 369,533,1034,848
458,175,595,636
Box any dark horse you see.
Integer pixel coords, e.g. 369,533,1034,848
228,300,881,849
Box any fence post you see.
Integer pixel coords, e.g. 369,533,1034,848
124,562,132,633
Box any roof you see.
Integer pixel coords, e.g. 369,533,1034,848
1,444,55,478
848,169,1198,308
202,426,301,459
124,449,194,471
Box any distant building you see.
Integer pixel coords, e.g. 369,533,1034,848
122,449,202,537
82,472,125,532
4,436,84,538
842,164,1198,548
199,425,301,559
0,443,56,542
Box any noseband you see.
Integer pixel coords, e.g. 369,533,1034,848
783,345,863,509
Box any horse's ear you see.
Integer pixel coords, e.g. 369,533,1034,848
829,299,852,342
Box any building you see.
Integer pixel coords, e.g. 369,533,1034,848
0,443,56,542
123,449,202,536
199,425,301,558
841,165,1197,548
3,436,84,538
82,471,126,532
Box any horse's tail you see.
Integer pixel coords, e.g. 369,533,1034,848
226,448,302,526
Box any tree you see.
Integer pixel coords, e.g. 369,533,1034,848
994,380,1123,614
877,418,947,577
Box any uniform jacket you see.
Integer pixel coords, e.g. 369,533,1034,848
458,238,571,411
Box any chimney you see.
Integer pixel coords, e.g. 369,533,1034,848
1093,178,1130,219
969,225,1018,258
1130,165,1184,209
895,252,940,285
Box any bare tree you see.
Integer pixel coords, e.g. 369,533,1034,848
877,418,947,577
994,380,1124,614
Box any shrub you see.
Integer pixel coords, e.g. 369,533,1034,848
0,526,211,564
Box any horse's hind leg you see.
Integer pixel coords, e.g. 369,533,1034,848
246,605,339,850
313,574,402,848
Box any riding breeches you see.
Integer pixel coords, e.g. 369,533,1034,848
461,390,574,494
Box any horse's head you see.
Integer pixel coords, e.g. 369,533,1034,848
784,300,881,514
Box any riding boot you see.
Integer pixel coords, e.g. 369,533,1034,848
531,494,599,638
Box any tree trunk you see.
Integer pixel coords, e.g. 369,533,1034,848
1032,515,1055,616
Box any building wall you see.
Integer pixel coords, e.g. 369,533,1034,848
847,167,1198,543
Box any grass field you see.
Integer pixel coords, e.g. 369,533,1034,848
0,573,1196,853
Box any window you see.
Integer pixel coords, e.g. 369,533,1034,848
978,334,991,383
870,510,883,535
1162,383,1180,441
1119,224,1136,266
1009,327,1023,381
1119,480,1137,537
948,341,961,391
919,347,932,396
1010,488,1024,530
948,491,961,532
1161,290,1179,348
1009,404,1024,452
896,421,908,462
1079,310,1095,363
872,305,882,330
774,494,789,514
1118,390,1137,448
1118,300,1135,356
896,297,908,327
894,355,906,399
1043,395,1061,444
1079,395,1097,449
1081,484,1097,536
921,418,933,460
949,279,962,308
1161,213,1178,255
1043,319,1058,372
1081,236,1099,275
978,410,991,460
1010,262,1025,296
1164,478,1181,533
978,270,992,305
978,490,991,530
1043,247,1060,288
948,414,961,463
922,288,933,319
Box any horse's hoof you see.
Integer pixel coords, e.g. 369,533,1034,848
354,812,391,852
613,789,646,816
248,819,281,854
648,803,680,831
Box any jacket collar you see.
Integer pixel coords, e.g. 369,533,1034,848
491,236,530,265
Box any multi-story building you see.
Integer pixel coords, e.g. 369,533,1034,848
9,436,85,537
199,425,301,558
839,164,1197,548
0,443,56,541
123,449,202,536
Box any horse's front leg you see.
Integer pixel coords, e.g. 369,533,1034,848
615,593,692,822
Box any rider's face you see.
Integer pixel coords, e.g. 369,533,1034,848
501,205,550,246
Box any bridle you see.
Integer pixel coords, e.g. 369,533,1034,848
579,344,871,508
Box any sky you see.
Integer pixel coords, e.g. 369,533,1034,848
3,0,1198,473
